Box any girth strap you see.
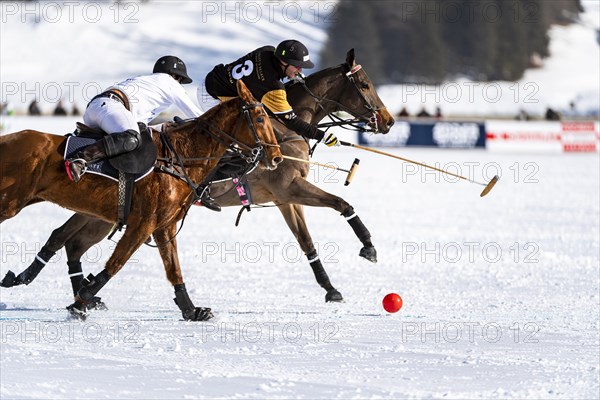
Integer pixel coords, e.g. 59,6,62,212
108,171,135,239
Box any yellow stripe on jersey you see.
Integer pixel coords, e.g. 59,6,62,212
261,89,293,114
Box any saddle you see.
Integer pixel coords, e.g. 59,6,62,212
67,122,158,234
74,122,157,174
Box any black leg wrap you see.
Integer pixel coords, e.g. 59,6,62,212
307,250,332,289
77,269,111,303
1,246,56,287
67,261,84,296
67,262,107,310
306,251,343,303
21,246,56,284
342,206,372,245
342,206,377,263
173,284,213,321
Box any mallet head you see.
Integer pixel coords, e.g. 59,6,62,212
480,175,499,197
344,158,360,186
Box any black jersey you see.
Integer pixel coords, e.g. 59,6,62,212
204,46,325,141
204,46,291,113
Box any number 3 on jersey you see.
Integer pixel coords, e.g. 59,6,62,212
232,60,254,80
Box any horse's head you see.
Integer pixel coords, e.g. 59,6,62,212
338,49,395,133
209,80,282,170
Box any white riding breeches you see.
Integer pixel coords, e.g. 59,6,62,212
83,96,139,134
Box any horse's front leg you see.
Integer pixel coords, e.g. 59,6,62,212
66,218,153,320
277,204,343,303
152,224,213,321
280,177,377,263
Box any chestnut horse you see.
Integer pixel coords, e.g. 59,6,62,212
2,49,394,305
0,80,282,320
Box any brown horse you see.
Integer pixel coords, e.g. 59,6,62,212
0,80,282,320
2,49,394,304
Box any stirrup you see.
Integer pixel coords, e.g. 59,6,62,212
199,195,221,212
65,158,87,183
193,186,221,212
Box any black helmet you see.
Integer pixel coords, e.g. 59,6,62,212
274,40,315,69
153,55,193,84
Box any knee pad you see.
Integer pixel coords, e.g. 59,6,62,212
122,129,140,152
104,129,140,156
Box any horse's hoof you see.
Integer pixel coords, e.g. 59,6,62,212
0,271,20,288
183,307,214,321
87,297,108,311
325,289,344,302
66,302,88,321
359,246,377,263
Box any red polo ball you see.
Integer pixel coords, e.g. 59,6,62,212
382,293,403,313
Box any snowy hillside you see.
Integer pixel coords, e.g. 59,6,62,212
0,0,330,114
1,0,599,118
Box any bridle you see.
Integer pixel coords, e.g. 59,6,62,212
147,99,279,247
293,64,382,133
156,99,279,188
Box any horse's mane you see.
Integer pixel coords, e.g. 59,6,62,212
169,97,240,134
284,63,348,92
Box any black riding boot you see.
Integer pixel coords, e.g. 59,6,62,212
65,129,140,183
65,140,108,183
195,184,221,212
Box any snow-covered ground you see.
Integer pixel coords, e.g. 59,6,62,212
1,1,599,398
1,146,599,398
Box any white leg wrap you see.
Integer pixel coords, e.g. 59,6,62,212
35,255,49,265
344,213,357,221
307,254,320,263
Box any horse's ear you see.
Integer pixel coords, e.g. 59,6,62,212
346,49,356,67
236,80,254,104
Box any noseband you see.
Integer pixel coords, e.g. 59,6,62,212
296,65,382,133
344,64,381,132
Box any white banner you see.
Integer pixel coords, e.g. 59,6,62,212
486,120,599,153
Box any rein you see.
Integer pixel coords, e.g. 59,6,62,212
294,64,381,134
147,100,277,247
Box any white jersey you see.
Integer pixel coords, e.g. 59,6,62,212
109,73,202,123
84,73,203,134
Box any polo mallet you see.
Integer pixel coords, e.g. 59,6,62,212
282,155,360,186
339,141,499,197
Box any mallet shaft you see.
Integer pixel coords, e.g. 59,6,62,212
340,141,482,184
282,155,350,173
338,141,498,197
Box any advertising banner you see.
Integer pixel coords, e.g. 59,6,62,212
359,121,486,148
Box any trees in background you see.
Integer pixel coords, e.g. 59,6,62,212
320,0,583,84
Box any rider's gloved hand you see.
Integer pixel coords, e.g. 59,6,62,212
324,133,340,147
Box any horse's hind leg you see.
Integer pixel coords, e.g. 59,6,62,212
0,213,92,289
153,224,213,321
63,218,112,310
277,203,343,302
66,219,152,320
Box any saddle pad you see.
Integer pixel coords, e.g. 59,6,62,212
64,136,152,183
